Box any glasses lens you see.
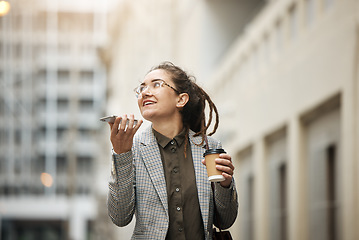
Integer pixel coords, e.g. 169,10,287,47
139,86,146,93
134,80,167,98
134,86,141,98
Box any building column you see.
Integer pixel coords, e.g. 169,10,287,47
69,210,86,240
254,137,268,240
288,117,308,240
341,17,359,240
356,24,359,239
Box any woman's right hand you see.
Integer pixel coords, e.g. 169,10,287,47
109,114,143,154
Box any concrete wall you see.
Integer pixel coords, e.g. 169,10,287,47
103,0,359,239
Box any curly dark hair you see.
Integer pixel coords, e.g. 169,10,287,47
149,61,219,145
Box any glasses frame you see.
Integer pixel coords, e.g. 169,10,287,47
134,79,180,98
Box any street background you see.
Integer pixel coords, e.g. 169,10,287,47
0,0,358,239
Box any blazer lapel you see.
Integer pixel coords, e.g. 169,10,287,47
189,131,211,229
138,128,211,226
139,127,169,214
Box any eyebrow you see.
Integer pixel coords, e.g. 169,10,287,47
140,79,164,85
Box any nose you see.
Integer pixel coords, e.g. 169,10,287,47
139,86,152,99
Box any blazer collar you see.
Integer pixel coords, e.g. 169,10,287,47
139,126,157,146
188,130,206,148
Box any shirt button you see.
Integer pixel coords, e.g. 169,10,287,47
171,147,176,152
179,228,183,232
176,207,181,211
173,168,178,173
175,188,180,192
170,140,175,145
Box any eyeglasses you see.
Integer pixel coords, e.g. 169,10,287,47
134,79,180,99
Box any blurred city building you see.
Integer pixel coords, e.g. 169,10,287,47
0,0,116,239
102,0,359,240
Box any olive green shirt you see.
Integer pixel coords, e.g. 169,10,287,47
153,128,205,240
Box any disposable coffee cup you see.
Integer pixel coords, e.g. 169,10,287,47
203,148,226,182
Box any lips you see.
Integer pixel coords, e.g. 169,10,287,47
142,100,156,106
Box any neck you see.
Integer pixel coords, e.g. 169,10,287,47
152,118,184,139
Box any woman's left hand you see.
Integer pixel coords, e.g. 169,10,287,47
202,153,235,188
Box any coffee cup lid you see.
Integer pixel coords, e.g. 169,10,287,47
203,148,226,157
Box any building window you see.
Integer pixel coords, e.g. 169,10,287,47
266,130,287,240
76,156,93,195
1,220,65,240
247,175,254,240
77,156,93,173
279,163,287,240
79,99,93,110
326,144,336,240
15,129,21,144
56,155,67,174
57,127,67,139
14,43,22,58
36,70,47,83
57,98,69,110
33,156,45,175
304,98,341,240
80,71,94,84
78,128,92,138
35,13,47,32
0,96,5,115
0,156,5,175
58,70,70,83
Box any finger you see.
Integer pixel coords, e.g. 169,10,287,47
215,158,234,169
201,159,206,166
133,119,143,132
219,153,232,161
128,114,135,130
108,122,114,130
222,172,233,179
220,174,233,188
216,165,234,176
111,116,122,137
119,114,128,131
222,172,233,182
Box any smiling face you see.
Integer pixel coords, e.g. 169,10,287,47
137,69,183,124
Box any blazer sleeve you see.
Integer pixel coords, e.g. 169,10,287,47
209,136,239,229
213,180,238,229
107,151,136,227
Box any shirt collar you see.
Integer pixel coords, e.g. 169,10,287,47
152,128,187,148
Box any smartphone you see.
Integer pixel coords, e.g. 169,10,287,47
100,115,138,125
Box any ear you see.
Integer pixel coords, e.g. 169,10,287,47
176,93,189,108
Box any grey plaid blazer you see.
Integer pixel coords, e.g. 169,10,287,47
108,126,238,240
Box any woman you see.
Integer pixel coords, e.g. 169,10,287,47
107,62,238,239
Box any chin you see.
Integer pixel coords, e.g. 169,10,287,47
140,110,155,122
